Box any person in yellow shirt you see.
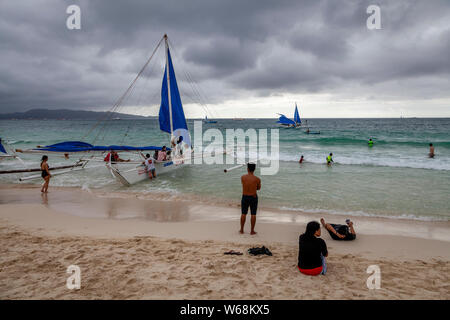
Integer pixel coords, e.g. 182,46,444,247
326,153,333,166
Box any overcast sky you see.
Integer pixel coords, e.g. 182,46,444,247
0,0,449,118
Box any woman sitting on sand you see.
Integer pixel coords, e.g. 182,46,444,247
321,218,356,241
298,221,328,276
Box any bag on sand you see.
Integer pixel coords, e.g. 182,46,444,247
248,246,272,256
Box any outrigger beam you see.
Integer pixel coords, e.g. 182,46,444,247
19,166,89,181
0,163,83,175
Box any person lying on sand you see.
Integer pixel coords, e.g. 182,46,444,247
298,221,328,276
320,218,356,241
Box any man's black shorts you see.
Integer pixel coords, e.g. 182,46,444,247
241,195,258,215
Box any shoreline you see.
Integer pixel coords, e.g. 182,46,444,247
2,182,449,223
1,183,450,243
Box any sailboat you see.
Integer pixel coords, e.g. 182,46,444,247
293,103,301,127
107,35,192,186
277,103,301,128
13,35,194,186
203,115,217,124
0,138,14,159
276,113,295,127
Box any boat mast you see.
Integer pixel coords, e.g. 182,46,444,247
164,34,174,139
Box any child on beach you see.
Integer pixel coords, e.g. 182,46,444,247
320,218,356,241
298,221,328,276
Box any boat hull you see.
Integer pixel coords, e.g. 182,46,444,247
278,124,302,129
108,159,186,186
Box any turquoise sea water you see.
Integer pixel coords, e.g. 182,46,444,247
1,118,449,221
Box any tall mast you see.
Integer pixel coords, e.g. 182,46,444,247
164,34,174,138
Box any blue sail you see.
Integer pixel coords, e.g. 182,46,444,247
0,138,7,154
294,104,301,124
33,141,169,153
277,114,296,125
159,48,190,147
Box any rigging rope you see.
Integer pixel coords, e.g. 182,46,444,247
82,36,165,144
167,38,219,119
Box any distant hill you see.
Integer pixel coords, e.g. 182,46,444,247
0,109,152,120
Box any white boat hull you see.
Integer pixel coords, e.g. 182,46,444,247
278,124,302,129
107,159,186,186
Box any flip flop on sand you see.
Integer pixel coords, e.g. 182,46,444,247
224,250,243,255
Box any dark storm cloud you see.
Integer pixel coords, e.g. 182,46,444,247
0,0,449,114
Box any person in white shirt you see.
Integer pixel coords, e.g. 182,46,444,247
143,154,156,179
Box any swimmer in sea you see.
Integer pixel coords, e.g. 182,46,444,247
429,143,435,158
326,153,333,166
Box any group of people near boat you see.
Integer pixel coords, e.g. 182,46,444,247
239,162,356,276
103,146,171,180
39,146,172,192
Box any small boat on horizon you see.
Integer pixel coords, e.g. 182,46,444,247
203,115,217,124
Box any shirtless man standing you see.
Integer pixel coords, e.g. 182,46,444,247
240,163,261,235
429,143,435,158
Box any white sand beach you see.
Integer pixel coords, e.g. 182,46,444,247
0,184,449,299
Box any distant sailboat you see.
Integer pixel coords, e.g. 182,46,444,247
276,113,295,127
294,103,301,127
203,115,217,124
277,103,301,128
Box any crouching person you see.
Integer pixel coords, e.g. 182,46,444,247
298,221,328,276
143,154,156,179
